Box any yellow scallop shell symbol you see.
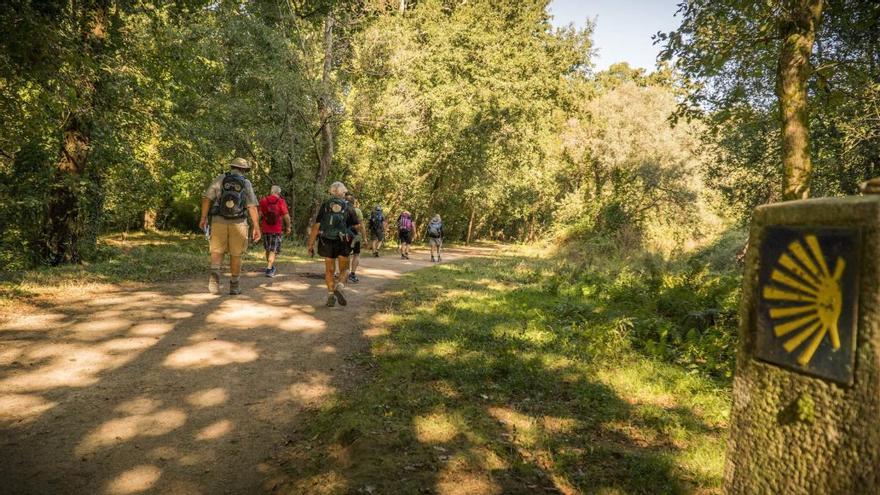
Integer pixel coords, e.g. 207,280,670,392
762,234,845,367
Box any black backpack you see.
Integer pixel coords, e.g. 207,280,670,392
369,210,385,232
319,198,350,241
218,173,248,219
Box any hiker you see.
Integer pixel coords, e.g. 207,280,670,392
344,192,364,283
427,214,443,262
259,185,291,277
368,205,387,257
397,210,414,259
306,182,366,307
199,157,261,295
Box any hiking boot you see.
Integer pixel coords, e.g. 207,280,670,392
401,253,406,259
334,286,348,306
208,272,220,294
264,267,271,277
326,294,336,307
268,266,277,278
374,251,380,257
431,256,435,262
404,253,410,259
351,273,360,283
229,279,241,295
437,256,441,262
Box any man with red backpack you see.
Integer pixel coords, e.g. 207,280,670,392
258,185,291,277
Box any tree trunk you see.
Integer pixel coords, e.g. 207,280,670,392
400,0,407,14
466,207,475,245
307,15,335,232
46,2,110,263
777,0,824,201
143,209,157,231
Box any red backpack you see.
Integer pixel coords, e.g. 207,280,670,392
263,196,281,226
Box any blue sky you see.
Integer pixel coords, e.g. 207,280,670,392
548,0,682,72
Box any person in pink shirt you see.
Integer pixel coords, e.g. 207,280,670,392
258,185,291,277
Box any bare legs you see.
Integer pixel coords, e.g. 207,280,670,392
324,256,349,292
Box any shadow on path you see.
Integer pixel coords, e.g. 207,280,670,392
0,246,486,495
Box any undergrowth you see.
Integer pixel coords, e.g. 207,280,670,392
279,242,740,494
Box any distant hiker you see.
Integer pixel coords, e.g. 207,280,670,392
307,182,366,307
344,192,364,283
398,210,414,259
427,214,443,262
259,185,291,278
199,157,261,295
368,205,387,257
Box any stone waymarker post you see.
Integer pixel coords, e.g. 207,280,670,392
725,196,880,493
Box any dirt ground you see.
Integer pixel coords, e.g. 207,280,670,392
0,247,477,495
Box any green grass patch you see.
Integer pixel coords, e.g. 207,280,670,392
280,249,734,494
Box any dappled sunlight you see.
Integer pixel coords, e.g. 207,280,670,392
0,346,24,366
278,312,327,333
104,464,161,495
359,267,404,280
196,419,233,441
257,373,335,422
261,280,311,292
0,338,157,392
128,321,175,337
186,388,228,408
207,300,297,328
414,411,461,444
115,397,162,415
69,317,133,340
0,312,67,330
77,408,187,455
487,406,540,447
163,340,258,369
0,393,57,425
435,470,502,495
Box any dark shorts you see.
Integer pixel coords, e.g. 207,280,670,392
263,233,283,254
371,229,384,242
318,237,351,259
398,229,412,244
351,240,361,255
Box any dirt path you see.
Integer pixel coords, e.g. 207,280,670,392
0,247,480,495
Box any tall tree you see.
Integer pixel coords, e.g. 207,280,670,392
308,14,336,232
660,0,877,213
778,0,824,199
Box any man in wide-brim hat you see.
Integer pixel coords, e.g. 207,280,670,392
199,157,261,295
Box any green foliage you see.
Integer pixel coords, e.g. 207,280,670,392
282,251,730,493
659,0,880,219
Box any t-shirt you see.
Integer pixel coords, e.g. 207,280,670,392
203,170,258,224
315,198,360,239
258,195,289,234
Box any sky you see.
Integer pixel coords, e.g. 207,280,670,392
547,0,682,72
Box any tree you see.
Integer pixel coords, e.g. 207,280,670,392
659,0,878,213
778,0,824,200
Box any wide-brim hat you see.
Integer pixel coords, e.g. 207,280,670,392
229,157,250,170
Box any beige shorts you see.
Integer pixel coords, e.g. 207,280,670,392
210,221,248,257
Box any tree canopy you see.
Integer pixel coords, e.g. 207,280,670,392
1,0,878,267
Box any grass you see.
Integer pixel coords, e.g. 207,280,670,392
278,248,734,494
0,230,310,308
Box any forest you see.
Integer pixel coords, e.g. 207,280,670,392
1,0,878,264
1,0,879,493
